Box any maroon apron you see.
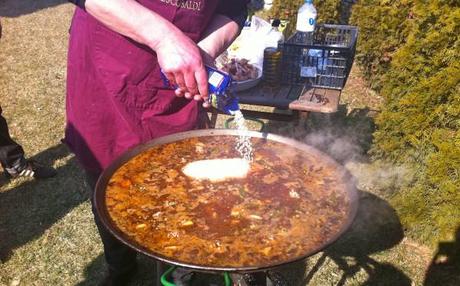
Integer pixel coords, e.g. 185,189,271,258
65,0,218,174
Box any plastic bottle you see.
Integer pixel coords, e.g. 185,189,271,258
265,19,285,49
295,0,317,44
205,66,240,115
263,19,284,86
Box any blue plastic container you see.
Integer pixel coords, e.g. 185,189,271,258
161,66,239,115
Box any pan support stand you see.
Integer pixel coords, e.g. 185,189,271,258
155,261,277,286
155,262,232,286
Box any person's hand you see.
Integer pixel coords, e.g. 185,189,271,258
169,47,214,108
154,27,209,107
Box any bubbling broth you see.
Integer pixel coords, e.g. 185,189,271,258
105,136,351,268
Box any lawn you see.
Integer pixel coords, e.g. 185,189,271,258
0,1,457,285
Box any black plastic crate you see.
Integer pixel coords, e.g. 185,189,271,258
280,24,358,90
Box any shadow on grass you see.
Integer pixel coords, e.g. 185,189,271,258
424,227,460,286
0,143,88,262
75,254,106,286
0,0,68,17
304,191,411,285
77,253,158,286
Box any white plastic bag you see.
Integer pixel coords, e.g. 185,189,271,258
225,16,272,70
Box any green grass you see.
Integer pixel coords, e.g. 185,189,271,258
1,1,459,285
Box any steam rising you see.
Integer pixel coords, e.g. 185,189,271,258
304,130,364,163
271,111,412,193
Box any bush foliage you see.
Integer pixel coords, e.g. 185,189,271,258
351,0,414,91
351,0,460,245
266,0,342,36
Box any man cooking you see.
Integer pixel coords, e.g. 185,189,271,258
65,0,248,285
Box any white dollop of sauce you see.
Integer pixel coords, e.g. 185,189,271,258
182,158,250,182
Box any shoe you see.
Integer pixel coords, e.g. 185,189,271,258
5,159,57,179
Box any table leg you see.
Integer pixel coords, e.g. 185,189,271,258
298,111,309,126
209,109,219,129
290,111,309,138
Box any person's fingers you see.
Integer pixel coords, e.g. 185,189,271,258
164,72,176,87
202,101,210,108
174,72,187,91
175,88,185,97
184,71,198,95
195,67,208,100
193,94,201,101
184,92,193,99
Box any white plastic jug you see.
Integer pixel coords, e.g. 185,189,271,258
296,0,317,33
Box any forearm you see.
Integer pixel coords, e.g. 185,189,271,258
84,0,179,51
197,14,242,62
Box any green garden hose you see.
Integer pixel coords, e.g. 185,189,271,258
160,266,232,286
224,272,231,286
160,266,177,286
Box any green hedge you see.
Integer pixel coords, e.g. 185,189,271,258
351,0,414,91
351,0,460,246
266,0,341,36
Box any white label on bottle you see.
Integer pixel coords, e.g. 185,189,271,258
208,71,224,88
301,66,317,78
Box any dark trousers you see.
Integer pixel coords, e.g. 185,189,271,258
0,106,25,170
85,172,138,276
